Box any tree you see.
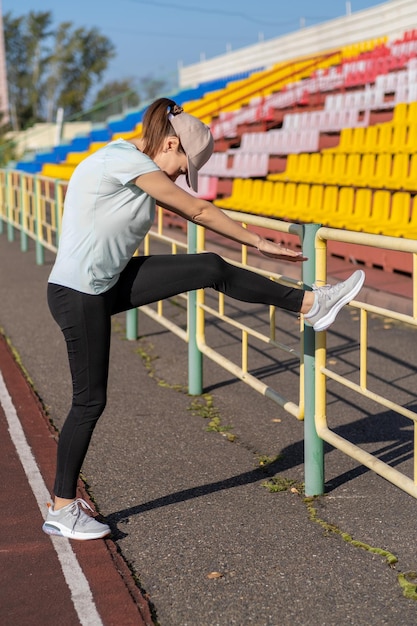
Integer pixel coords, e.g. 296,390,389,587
90,79,141,123
4,11,53,130
139,75,169,102
45,22,115,120
4,11,115,129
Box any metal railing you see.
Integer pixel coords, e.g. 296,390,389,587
128,207,314,422
2,169,417,501
0,171,64,264
314,228,417,498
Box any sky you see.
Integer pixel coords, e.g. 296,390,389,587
2,0,387,92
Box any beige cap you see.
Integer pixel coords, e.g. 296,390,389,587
169,111,214,192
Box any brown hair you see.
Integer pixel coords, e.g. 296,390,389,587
141,97,184,158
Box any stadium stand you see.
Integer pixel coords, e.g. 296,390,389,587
12,23,417,253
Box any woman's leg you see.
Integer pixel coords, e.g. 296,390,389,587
47,284,112,500
111,253,304,314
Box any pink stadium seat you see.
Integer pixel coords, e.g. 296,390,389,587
176,175,218,200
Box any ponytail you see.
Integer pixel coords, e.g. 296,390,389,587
141,97,184,158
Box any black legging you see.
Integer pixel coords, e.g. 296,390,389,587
47,252,304,498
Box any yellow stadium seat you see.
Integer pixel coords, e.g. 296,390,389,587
326,186,355,228
65,151,88,165
404,124,417,153
311,153,334,184
373,123,392,153
406,102,417,126
362,125,379,153
272,182,298,219
352,189,391,233
268,153,302,182
387,153,410,189
389,124,408,153
382,191,411,236
254,181,276,215
237,179,264,213
354,153,376,187
214,178,247,210
392,103,408,126
283,183,311,221
264,182,286,217
296,184,324,223
306,184,338,224
323,128,353,153
402,153,417,191
41,163,75,180
369,153,392,188
301,153,322,183
344,188,373,231
406,196,417,239
339,153,361,186
350,127,367,153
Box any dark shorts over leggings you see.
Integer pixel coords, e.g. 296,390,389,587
47,252,304,498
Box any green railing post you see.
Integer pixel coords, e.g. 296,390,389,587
126,307,138,340
187,221,203,395
302,223,324,497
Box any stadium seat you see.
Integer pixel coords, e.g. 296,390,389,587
368,153,392,188
382,191,412,236
343,188,374,231
214,178,247,210
326,186,356,228
350,189,391,233
402,153,417,191
354,154,376,187
339,154,361,186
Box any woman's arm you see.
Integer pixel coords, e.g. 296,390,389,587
134,170,306,261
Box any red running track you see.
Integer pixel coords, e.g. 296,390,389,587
0,334,153,626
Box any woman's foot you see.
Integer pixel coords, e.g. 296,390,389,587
42,498,111,540
304,270,365,332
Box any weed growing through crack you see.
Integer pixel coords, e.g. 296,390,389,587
133,340,237,442
188,395,236,441
257,454,282,469
398,572,417,600
263,481,417,601
304,496,398,566
262,475,304,493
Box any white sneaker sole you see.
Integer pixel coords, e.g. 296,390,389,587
312,270,365,332
42,521,111,540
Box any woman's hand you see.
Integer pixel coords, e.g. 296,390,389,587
257,237,307,262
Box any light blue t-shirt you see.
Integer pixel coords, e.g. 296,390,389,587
48,139,160,294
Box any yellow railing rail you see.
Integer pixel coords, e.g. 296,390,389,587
315,228,417,498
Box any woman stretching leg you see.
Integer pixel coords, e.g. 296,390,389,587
43,98,365,540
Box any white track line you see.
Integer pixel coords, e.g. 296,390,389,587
0,370,104,626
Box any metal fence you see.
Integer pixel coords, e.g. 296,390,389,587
1,169,417,500
314,228,417,498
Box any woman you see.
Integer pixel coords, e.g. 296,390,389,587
42,98,365,540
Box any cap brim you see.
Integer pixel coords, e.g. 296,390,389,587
186,155,199,193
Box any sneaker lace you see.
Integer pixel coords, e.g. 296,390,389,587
69,498,94,530
312,282,343,300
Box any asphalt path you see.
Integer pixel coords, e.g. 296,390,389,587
1,231,417,625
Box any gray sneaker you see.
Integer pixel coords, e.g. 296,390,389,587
42,498,111,540
304,269,365,332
